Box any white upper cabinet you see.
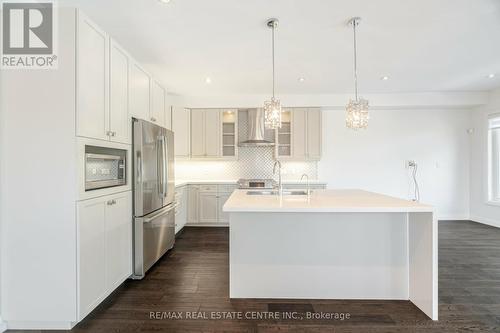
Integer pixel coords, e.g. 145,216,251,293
172,107,191,158
190,109,205,157
292,108,307,159
129,62,151,121
205,110,221,157
76,12,109,141
221,110,238,158
109,40,131,144
306,108,322,160
276,108,322,161
151,80,166,126
164,94,172,130
276,110,292,158
76,12,173,145
190,109,221,158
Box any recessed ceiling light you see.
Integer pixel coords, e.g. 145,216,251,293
158,0,171,4
298,77,305,83
488,73,496,79
381,76,389,81
205,77,212,84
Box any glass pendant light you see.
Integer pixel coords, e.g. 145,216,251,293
264,18,282,129
346,17,369,130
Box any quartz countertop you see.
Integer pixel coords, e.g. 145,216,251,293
223,189,434,213
174,179,328,187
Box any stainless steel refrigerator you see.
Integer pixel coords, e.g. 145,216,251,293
132,118,175,279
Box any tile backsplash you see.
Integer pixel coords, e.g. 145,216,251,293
175,146,318,181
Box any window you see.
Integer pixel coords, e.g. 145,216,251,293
489,114,500,202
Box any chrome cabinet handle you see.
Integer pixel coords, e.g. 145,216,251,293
107,199,116,205
151,117,157,122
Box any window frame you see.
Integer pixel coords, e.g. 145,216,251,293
487,113,500,205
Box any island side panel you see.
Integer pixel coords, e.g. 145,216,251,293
229,212,409,300
408,212,438,320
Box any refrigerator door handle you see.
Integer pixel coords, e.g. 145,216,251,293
156,136,163,197
162,135,168,198
136,151,142,184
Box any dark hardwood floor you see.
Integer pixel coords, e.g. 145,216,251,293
14,221,500,332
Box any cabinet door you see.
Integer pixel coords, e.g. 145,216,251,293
292,109,307,159
78,197,106,319
77,13,109,141
205,110,221,157
199,192,218,223
105,192,132,291
276,109,292,158
187,186,199,223
172,107,190,158
217,193,231,224
151,80,166,126
307,108,322,160
190,109,205,157
109,40,131,144
164,105,172,130
129,62,150,121
174,187,187,233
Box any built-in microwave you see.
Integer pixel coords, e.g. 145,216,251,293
85,145,126,191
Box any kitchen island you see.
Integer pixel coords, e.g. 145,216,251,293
223,189,438,320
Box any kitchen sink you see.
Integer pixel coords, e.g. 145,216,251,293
246,190,309,196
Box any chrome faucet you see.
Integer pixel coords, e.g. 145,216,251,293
273,161,282,194
301,173,310,197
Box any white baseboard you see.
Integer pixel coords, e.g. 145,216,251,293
470,215,500,229
0,317,6,333
5,320,76,330
437,216,470,221
185,223,229,227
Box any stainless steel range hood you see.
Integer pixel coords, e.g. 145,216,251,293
239,109,275,147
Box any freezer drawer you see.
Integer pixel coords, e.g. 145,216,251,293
133,204,175,279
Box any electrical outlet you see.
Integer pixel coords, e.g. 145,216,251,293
406,160,416,169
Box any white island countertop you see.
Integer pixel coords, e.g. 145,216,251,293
223,189,434,213
175,179,327,187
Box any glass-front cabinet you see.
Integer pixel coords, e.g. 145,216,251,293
221,109,238,158
276,109,292,158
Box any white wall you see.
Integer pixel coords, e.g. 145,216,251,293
0,8,78,328
318,108,472,220
470,88,500,227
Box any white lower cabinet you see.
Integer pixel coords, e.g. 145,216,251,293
186,184,236,225
175,186,188,233
77,191,132,320
217,192,232,223
187,185,199,223
199,191,219,223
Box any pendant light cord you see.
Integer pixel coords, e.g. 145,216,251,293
272,23,276,99
353,19,359,102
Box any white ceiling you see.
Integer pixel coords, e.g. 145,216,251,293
64,0,500,96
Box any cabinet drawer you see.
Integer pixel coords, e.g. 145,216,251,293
218,184,237,193
199,184,218,192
